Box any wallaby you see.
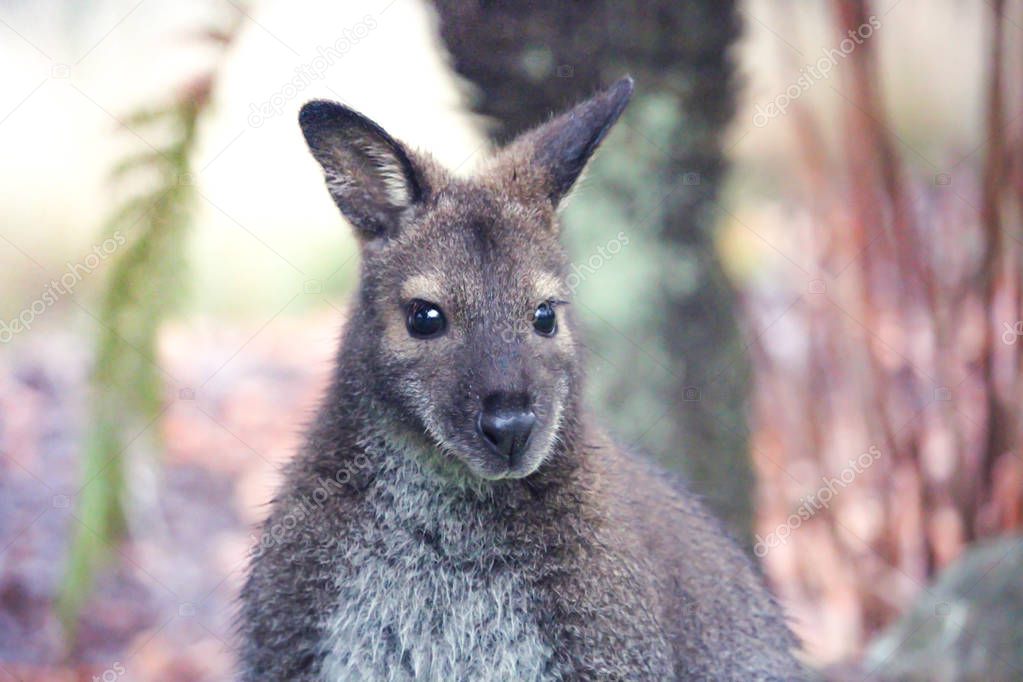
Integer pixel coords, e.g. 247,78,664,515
238,77,804,681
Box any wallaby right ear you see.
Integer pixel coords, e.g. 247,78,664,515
489,76,633,210
299,101,427,241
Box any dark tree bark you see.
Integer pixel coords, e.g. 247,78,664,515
432,1,753,540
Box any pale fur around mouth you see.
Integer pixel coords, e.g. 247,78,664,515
448,403,566,481
423,415,557,482
410,379,568,483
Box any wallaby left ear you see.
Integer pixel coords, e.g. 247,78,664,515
499,76,634,207
299,100,427,242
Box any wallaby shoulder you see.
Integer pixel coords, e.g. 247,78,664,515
594,440,806,679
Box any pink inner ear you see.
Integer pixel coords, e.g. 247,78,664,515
299,99,428,242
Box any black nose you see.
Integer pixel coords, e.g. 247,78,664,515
477,394,536,463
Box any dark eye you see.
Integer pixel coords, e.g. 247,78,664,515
533,301,557,336
406,299,446,338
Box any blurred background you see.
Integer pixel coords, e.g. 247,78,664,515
1,0,1021,679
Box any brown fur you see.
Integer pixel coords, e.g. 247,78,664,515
238,77,805,680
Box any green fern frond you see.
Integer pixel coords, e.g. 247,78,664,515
57,10,243,640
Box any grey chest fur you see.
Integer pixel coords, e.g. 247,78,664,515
318,457,553,681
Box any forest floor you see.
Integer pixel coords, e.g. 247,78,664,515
0,314,339,681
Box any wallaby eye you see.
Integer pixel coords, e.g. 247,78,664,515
406,299,446,338
533,301,557,336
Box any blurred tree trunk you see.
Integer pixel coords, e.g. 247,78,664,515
432,0,752,540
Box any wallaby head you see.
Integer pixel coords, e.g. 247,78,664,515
298,77,633,481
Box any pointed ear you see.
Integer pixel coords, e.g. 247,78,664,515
497,76,633,208
299,101,427,241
